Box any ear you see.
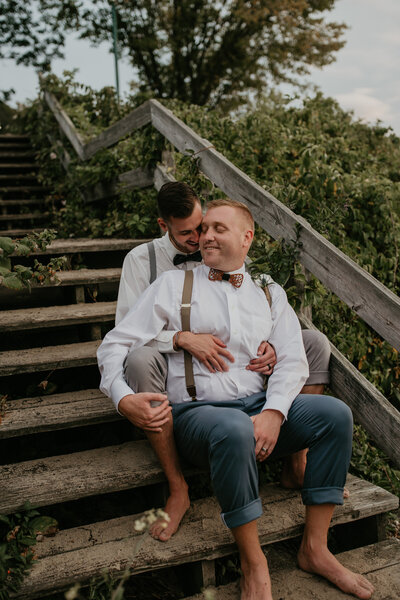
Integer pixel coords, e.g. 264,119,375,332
157,217,168,233
243,228,254,250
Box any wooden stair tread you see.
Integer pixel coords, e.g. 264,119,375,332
0,389,120,439
186,539,400,600
0,212,49,221
12,477,399,598
0,440,170,514
0,198,47,206
23,237,151,256
0,134,30,141
0,227,45,237
0,301,116,332
0,340,100,375
0,268,121,293
0,163,38,169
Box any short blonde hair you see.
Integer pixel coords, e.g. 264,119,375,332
205,198,254,232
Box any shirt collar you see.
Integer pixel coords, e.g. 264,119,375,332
202,263,246,275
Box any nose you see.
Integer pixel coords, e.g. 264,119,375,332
190,229,200,243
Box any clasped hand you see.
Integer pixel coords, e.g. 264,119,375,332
251,409,283,461
178,332,277,375
118,393,171,433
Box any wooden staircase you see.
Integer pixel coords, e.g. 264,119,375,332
1,132,399,599
0,134,51,237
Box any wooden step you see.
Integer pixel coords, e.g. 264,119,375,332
0,340,100,376
0,144,31,153
0,301,116,332
0,389,120,439
0,227,45,237
0,269,121,294
0,163,37,170
0,440,180,514
0,134,29,142
0,185,48,193
0,151,35,160
12,477,399,598
28,237,150,256
0,212,49,222
0,198,47,207
0,174,39,183
186,539,400,600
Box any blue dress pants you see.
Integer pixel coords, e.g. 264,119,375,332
172,393,353,529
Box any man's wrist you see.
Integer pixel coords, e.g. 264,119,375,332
173,331,182,351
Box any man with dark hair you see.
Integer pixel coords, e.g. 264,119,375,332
113,182,331,542
98,199,373,600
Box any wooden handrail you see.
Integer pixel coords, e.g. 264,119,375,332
300,316,400,467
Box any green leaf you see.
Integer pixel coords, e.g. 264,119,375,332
1,275,24,290
0,237,15,255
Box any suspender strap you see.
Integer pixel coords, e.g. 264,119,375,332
147,240,157,284
263,285,272,308
181,270,197,401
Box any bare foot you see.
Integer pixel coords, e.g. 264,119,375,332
150,486,190,542
298,542,374,599
240,555,273,600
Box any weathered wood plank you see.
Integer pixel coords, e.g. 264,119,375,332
186,539,400,600
300,315,400,468
12,476,398,598
0,227,45,237
153,163,177,190
0,213,49,222
55,268,121,287
0,340,100,376
84,167,153,203
149,99,400,352
0,389,120,439
0,301,116,332
43,91,86,160
0,440,196,514
19,237,150,256
82,101,152,159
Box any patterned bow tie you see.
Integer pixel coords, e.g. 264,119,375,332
173,250,202,266
208,268,244,288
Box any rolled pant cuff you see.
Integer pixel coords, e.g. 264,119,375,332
305,370,330,386
302,486,344,506
221,498,262,529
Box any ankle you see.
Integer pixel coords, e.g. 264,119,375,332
168,478,189,495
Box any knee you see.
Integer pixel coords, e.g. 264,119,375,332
124,346,167,393
211,412,254,456
302,329,331,371
320,396,353,441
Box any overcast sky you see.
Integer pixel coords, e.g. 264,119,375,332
1,0,399,134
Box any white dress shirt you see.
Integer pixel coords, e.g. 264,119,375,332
115,232,202,351
98,264,309,419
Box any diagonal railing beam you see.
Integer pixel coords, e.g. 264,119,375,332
149,99,400,352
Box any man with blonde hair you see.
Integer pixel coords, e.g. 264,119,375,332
98,199,373,599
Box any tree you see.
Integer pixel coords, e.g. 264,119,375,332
0,1,346,108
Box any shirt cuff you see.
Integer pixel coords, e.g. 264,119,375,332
154,330,177,354
110,378,135,413
261,397,291,422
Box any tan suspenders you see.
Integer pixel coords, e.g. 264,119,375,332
181,270,197,401
180,270,272,402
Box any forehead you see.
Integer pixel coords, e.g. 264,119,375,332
203,205,239,225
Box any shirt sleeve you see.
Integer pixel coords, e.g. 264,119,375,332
98,273,176,411
262,284,309,420
115,248,177,352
